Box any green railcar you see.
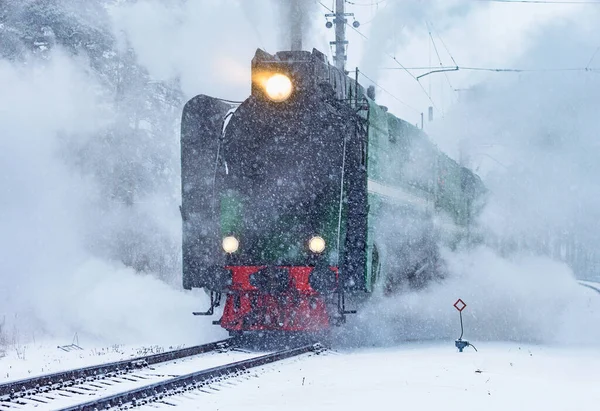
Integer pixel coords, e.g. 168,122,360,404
358,98,486,293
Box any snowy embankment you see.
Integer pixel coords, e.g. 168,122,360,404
2,335,600,411
579,280,600,294
0,323,226,385
161,342,600,411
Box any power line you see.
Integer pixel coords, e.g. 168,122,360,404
358,70,421,113
319,0,448,115
476,0,600,4
430,22,458,67
318,0,334,12
345,0,387,6
586,46,600,69
341,16,441,112
426,21,456,100
381,65,600,73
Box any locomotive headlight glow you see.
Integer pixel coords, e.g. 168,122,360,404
265,74,293,102
222,236,239,254
308,236,326,254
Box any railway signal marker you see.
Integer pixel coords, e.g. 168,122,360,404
453,298,476,353
453,298,467,312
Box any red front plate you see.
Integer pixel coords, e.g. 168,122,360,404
219,266,337,332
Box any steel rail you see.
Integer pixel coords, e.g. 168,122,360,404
580,282,600,294
58,343,324,411
0,338,233,400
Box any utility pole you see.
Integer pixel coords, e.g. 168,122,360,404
326,1,359,72
334,0,347,72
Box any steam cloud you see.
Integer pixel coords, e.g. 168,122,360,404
1,0,599,349
339,246,600,346
277,0,320,50
430,9,600,278
342,1,600,347
0,3,218,346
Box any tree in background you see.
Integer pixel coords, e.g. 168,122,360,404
1,0,186,283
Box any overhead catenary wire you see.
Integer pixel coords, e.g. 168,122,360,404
358,71,421,113
430,22,459,68
317,0,426,115
381,65,600,73
426,21,457,102
319,0,600,119
345,0,387,6
351,0,389,26
319,1,334,13
340,15,441,113
476,0,600,3
586,46,600,69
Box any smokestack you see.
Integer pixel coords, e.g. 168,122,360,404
290,0,303,50
279,0,318,51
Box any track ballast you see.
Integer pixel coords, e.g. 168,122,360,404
0,338,233,410
58,342,325,411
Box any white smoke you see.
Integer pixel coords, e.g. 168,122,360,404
429,8,600,275
357,0,475,83
340,1,600,346
276,0,320,50
3,0,599,349
339,246,600,346
0,37,215,346
110,0,278,100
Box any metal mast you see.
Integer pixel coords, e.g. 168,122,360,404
334,0,347,72
326,0,358,73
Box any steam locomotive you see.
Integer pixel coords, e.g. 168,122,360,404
180,48,486,335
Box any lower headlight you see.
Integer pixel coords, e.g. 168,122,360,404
308,236,326,253
222,236,239,254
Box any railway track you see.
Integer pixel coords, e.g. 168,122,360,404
59,343,324,411
0,339,324,411
579,280,600,294
0,338,234,410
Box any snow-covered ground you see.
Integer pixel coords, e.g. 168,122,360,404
151,281,600,411
0,317,227,384
3,338,600,411
134,340,600,411
1,283,597,411
1,346,261,411
1,253,599,411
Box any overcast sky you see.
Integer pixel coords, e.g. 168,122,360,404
112,0,600,125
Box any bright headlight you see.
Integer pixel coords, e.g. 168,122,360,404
265,74,293,102
308,236,326,254
222,236,239,254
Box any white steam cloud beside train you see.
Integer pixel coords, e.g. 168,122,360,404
0,0,599,349
0,51,217,346
348,1,600,346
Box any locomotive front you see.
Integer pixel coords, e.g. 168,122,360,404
181,49,363,334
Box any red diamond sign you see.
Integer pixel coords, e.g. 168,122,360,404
453,299,467,312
